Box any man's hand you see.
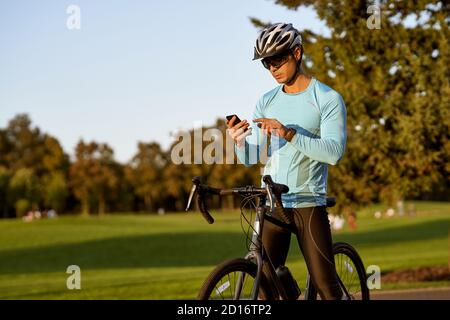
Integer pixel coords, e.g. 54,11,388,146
226,115,252,148
253,118,287,137
253,118,296,142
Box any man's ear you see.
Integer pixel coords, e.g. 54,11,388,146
294,46,302,61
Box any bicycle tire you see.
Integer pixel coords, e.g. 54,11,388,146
305,242,370,300
198,258,275,300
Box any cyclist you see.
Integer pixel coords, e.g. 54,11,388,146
226,23,347,300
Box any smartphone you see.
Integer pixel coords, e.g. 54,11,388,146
226,114,248,131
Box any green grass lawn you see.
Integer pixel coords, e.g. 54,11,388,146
0,201,449,299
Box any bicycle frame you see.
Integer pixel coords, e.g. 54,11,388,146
237,194,324,300
186,175,338,300
238,194,291,300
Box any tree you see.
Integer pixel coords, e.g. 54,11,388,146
0,114,70,216
70,140,119,215
164,118,262,211
1,114,68,175
8,168,40,217
0,166,12,217
44,172,69,214
128,142,167,212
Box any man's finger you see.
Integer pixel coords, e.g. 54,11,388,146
236,128,252,141
230,129,239,139
232,127,246,138
228,115,237,127
234,121,249,131
233,119,248,130
253,118,267,123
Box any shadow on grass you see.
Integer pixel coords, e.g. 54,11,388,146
0,219,448,274
0,232,247,274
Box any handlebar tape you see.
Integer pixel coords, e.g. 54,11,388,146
197,194,214,224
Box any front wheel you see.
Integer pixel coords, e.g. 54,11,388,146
306,242,370,300
198,258,274,300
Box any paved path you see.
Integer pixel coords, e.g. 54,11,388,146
370,287,450,300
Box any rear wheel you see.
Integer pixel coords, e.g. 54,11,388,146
306,242,370,300
198,258,274,300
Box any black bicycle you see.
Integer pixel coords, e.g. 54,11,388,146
185,175,370,300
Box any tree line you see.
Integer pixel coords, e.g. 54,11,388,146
0,107,448,219
0,115,263,217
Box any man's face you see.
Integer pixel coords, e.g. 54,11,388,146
261,46,301,84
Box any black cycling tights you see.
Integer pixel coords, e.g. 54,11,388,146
262,206,343,300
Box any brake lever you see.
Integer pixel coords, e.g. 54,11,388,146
186,176,215,224
197,193,214,224
185,184,197,211
265,184,275,213
263,175,293,225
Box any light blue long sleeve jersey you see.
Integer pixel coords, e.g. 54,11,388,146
235,77,347,208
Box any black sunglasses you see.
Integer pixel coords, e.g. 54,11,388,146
261,50,293,70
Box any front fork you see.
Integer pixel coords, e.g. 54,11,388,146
247,205,265,300
233,205,265,300
238,205,288,300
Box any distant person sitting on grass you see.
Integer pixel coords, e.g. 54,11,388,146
347,210,357,231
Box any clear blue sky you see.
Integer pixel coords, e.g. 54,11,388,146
0,0,329,163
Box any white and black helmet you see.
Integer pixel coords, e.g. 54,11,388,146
253,23,302,60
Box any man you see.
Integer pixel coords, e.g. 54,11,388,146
226,23,347,300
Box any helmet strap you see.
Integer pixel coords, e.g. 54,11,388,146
285,46,303,85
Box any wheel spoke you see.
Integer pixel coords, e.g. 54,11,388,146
305,245,368,300
214,279,225,300
343,257,353,297
348,263,358,293
233,271,237,299
335,250,365,300
244,272,250,297
228,273,233,299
